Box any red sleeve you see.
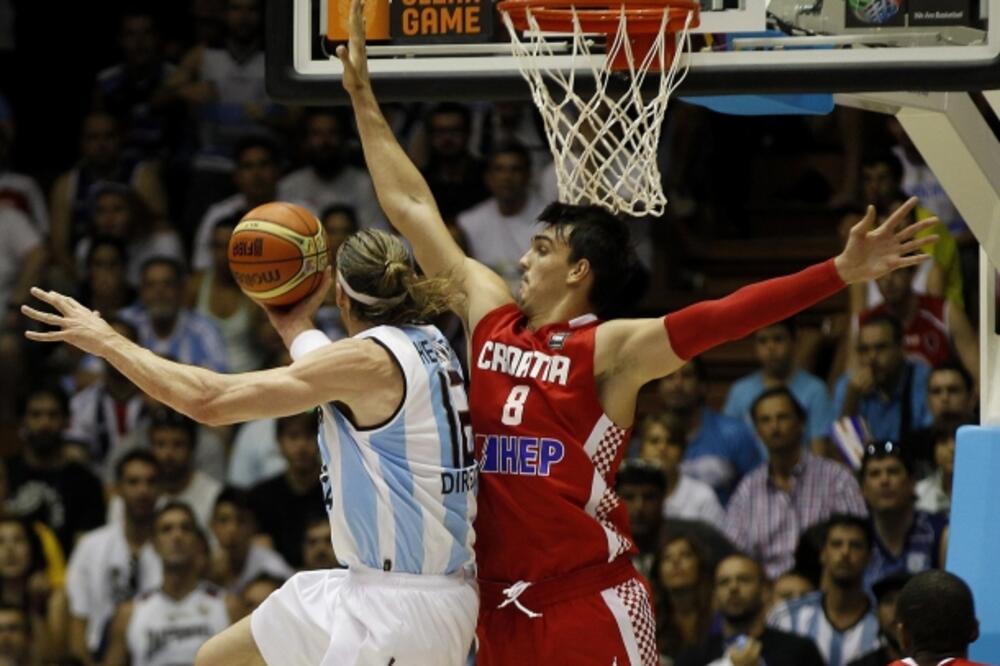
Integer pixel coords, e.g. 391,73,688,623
664,258,845,360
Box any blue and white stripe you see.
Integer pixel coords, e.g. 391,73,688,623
318,325,477,576
767,591,880,666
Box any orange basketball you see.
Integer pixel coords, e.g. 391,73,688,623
228,202,329,307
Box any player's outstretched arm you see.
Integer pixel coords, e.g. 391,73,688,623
21,288,397,427
337,0,511,328
598,197,940,387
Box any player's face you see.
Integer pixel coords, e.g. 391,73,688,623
211,503,254,551
0,523,30,580
862,456,913,513
927,370,971,418
517,230,573,319
617,483,663,538
821,526,870,585
934,435,956,476
659,538,700,591
119,461,160,523
857,323,903,386
154,508,200,567
714,557,763,622
752,395,802,454
140,264,183,322
93,192,131,238
149,428,194,482
753,325,793,376
234,147,279,203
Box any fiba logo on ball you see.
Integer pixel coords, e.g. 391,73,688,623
848,0,903,24
227,202,329,307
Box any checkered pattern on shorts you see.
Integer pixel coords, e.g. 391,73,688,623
613,579,658,666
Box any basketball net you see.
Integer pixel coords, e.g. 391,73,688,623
500,4,696,217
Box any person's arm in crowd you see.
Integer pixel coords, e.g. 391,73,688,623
835,466,869,518
939,525,949,568
722,484,752,555
69,615,96,666
947,303,980,390
131,162,169,221
160,46,214,107
47,173,76,279
101,601,133,666
10,244,46,310
837,366,871,420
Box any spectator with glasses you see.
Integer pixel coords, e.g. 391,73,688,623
859,440,948,590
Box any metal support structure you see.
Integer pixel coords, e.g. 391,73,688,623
835,91,1000,424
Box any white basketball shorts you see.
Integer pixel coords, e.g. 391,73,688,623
250,567,478,666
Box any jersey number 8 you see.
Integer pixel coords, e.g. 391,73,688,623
501,385,531,426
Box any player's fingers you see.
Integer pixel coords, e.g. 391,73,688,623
890,253,932,270
29,286,68,313
19,306,66,328
895,216,938,241
851,205,876,237
882,196,919,234
898,235,938,256
24,330,67,343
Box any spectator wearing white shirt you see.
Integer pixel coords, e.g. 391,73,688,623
278,109,384,231
638,411,725,529
456,141,547,292
209,487,292,593
109,407,222,531
66,450,163,664
0,125,48,233
0,205,44,322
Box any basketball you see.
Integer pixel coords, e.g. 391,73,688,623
228,202,329,307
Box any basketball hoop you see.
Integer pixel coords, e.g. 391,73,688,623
498,0,700,217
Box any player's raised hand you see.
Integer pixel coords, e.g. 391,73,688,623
833,196,939,285
259,267,334,350
337,0,371,94
21,287,118,356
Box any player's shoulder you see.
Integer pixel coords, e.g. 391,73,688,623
472,302,523,337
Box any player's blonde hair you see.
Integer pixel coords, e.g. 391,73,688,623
336,229,457,326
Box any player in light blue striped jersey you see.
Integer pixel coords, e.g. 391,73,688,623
21,229,478,665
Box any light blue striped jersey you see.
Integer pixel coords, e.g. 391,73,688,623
318,324,477,575
766,591,880,666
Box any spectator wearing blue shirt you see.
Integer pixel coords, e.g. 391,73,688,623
859,440,948,591
658,359,762,504
723,319,834,455
120,257,228,372
833,314,931,442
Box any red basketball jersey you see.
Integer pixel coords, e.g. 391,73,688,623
470,304,635,583
861,295,952,367
889,659,989,666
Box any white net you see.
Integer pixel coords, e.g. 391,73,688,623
501,5,695,217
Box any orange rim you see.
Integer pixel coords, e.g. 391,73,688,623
497,0,700,34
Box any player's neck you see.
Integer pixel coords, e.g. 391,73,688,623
524,299,591,331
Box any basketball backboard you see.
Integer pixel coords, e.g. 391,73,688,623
267,0,1000,102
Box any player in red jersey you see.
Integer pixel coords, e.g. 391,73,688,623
337,1,938,662
889,570,988,666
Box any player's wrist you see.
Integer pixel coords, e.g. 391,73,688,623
290,329,332,360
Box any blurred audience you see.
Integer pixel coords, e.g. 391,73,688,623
654,534,715,662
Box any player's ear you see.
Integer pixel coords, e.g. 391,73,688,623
335,281,350,316
566,257,591,286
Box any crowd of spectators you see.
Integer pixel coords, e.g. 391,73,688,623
0,0,985,664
